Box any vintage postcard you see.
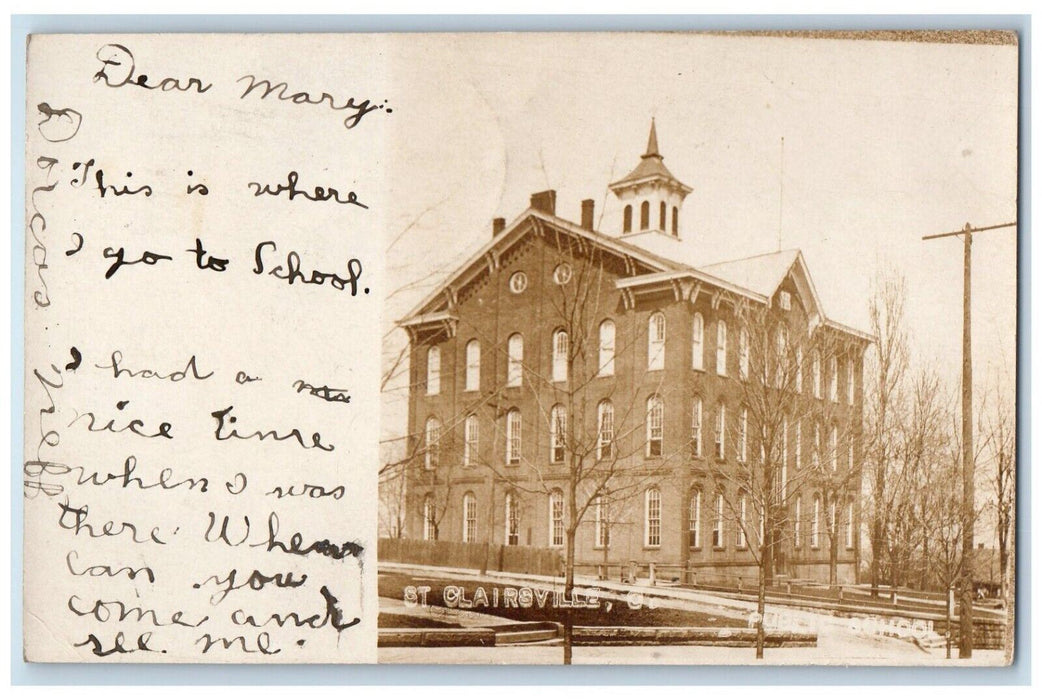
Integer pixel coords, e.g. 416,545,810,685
23,30,1017,666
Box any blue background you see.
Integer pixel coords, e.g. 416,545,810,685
9,13,1031,685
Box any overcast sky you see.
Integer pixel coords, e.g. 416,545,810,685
381,33,1019,441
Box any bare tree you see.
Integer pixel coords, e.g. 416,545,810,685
713,301,863,658
983,377,1015,603
864,268,910,597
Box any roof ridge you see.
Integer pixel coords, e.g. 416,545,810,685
700,247,801,268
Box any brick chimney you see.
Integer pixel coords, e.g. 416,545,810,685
580,199,595,230
530,190,556,216
492,217,506,237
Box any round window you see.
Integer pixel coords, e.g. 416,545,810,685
509,271,528,294
552,263,573,285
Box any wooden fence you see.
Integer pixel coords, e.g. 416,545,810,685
379,538,564,577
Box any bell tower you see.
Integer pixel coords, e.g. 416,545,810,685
609,120,691,240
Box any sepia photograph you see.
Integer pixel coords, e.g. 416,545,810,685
377,31,1019,665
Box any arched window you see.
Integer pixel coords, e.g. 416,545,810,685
828,356,838,402
795,346,803,393
462,492,477,543
737,492,748,548
846,500,855,549
811,496,821,548
423,494,437,541
738,407,748,463
505,408,521,465
598,320,616,376
549,489,564,547
691,397,703,457
505,493,520,545
646,395,664,457
552,329,568,382
595,497,610,548
463,414,479,467
597,400,614,460
648,311,666,370
716,320,728,376
640,200,650,230
659,201,667,230
672,206,679,236
830,426,838,471
739,326,750,379
644,487,662,547
465,339,481,392
794,495,802,547
507,333,523,387
712,493,724,548
424,417,441,470
847,357,855,405
623,205,633,233
812,351,822,399
688,490,701,548
714,403,726,460
550,404,567,463
692,313,705,370
426,346,441,396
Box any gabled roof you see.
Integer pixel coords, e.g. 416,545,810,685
700,249,803,299
700,248,828,329
397,208,685,326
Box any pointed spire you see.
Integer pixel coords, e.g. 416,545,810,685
642,118,661,159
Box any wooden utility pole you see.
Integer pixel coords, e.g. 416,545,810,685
922,220,1015,658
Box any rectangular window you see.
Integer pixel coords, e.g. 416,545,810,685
549,492,564,547
595,498,610,548
506,410,521,466
426,347,441,396
552,331,568,382
795,347,803,393
507,334,523,387
463,495,476,543
550,406,566,464
692,314,705,371
647,397,663,457
691,398,703,457
811,499,820,548
846,501,855,548
598,321,615,376
463,415,478,467
847,358,855,405
794,497,802,548
648,313,665,371
645,489,661,547
738,407,748,463
716,321,728,376
713,494,724,547
688,492,701,548
828,356,838,402
737,495,747,548
597,401,614,460
465,340,480,392
739,327,749,379
714,404,726,460
506,495,520,546
795,421,802,470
